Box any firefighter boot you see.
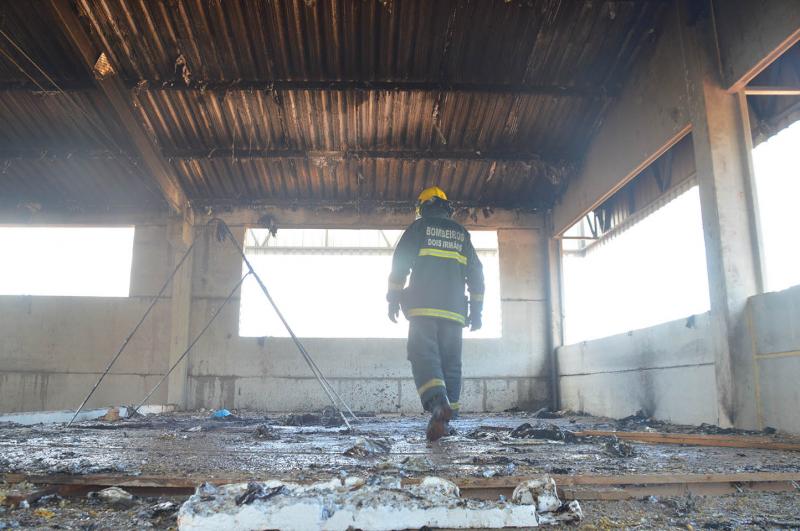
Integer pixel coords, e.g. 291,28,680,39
426,395,453,442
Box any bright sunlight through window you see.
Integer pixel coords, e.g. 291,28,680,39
752,119,800,293
239,229,501,338
563,187,710,344
0,227,135,297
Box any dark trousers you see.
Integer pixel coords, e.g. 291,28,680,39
407,317,463,415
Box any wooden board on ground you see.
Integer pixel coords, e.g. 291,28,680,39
574,430,800,451
4,471,800,503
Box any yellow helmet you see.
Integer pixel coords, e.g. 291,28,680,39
416,186,449,216
418,185,448,204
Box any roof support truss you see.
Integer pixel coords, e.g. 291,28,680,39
48,0,189,215
0,147,570,170
0,79,610,99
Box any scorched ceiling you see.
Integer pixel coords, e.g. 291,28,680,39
0,0,668,214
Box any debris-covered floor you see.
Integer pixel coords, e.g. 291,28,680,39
2,410,799,529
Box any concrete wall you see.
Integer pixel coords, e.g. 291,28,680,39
551,1,800,430
558,284,800,434
0,215,551,414
0,223,172,412
747,285,800,434
557,313,718,425
185,224,551,413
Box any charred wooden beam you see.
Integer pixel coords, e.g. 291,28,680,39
0,78,611,99
0,147,571,167
138,79,612,99
744,85,800,96
164,148,569,165
49,0,189,215
3,471,799,503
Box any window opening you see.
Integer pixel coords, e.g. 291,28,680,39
752,119,800,292
0,226,135,297
239,229,501,338
562,187,710,344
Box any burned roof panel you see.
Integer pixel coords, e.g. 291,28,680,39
135,88,597,157
76,0,663,90
0,157,165,211
0,0,89,87
0,0,668,213
0,91,133,151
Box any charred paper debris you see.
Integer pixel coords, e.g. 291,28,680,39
343,437,392,457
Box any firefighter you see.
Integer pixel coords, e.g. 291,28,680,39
387,186,484,441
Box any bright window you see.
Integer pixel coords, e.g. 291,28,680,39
239,229,501,338
562,187,710,344
752,119,800,293
0,227,134,297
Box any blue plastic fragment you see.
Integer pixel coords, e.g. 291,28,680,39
211,408,231,418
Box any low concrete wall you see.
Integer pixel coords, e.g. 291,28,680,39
557,313,718,425
747,285,800,434
0,216,551,414
0,223,172,413
557,285,800,434
185,224,552,413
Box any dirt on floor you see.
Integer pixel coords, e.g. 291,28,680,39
1,410,799,529
2,484,799,530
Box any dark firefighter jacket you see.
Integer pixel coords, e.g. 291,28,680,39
387,212,485,326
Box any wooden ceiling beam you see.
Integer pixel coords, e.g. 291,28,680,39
48,0,189,215
145,80,610,99
744,85,800,96
0,147,572,167
165,148,571,166
0,78,612,99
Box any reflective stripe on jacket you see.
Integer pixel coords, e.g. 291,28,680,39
387,213,484,324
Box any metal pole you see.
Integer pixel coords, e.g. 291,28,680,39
67,240,196,427
131,272,250,416
215,220,358,425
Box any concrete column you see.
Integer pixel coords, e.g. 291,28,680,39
185,223,247,410
166,218,194,408
545,230,564,411
497,228,550,408
683,4,763,427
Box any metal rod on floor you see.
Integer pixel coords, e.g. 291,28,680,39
131,272,250,416
66,241,196,427
213,219,358,427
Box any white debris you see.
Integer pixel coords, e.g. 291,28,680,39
343,437,391,457
512,476,583,525
419,476,460,497
0,405,174,426
537,500,584,525
91,486,135,507
178,476,539,530
512,476,560,513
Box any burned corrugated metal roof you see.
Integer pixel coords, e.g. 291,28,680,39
0,0,667,213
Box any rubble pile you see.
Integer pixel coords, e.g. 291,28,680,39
177,475,582,530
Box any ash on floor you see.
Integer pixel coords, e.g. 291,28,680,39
1,411,799,529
